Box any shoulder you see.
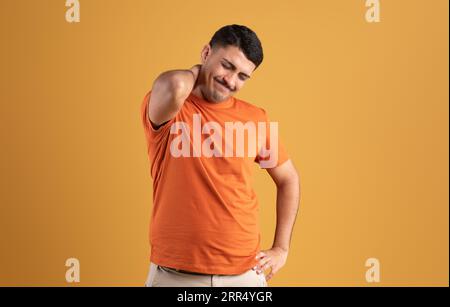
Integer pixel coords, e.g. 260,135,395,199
233,97,267,120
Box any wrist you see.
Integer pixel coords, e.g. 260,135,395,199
272,246,289,254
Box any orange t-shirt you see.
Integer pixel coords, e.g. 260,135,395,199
140,90,289,275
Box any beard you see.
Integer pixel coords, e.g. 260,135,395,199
197,69,233,103
210,90,228,102
200,85,230,103
209,79,233,102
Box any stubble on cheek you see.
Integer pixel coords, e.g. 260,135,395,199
211,89,229,102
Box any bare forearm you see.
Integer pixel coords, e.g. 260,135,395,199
272,179,300,252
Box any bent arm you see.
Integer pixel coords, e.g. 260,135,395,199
266,159,301,252
148,65,200,127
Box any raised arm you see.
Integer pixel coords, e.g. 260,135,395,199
147,64,201,128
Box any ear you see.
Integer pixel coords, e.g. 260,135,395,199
200,44,212,64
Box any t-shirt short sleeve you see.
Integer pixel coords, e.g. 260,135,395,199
141,90,176,144
254,108,290,169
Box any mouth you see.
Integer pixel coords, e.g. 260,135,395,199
214,79,230,93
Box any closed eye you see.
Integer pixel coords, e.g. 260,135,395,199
222,62,232,70
238,74,248,81
221,60,251,81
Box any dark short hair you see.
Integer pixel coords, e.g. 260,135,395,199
209,24,264,69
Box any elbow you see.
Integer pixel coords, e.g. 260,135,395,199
290,170,300,189
164,74,190,101
277,169,300,190
155,72,189,102
169,76,189,99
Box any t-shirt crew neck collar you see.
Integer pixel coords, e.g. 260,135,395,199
188,92,235,109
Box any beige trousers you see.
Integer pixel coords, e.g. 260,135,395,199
145,262,268,287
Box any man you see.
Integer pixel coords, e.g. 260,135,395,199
141,25,300,287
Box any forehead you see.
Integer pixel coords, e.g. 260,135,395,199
212,45,256,75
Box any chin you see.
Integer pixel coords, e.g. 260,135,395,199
206,89,226,103
213,93,228,102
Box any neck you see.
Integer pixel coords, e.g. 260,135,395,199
191,86,204,99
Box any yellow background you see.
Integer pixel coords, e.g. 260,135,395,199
0,0,448,286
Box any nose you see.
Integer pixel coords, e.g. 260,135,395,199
222,74,236,91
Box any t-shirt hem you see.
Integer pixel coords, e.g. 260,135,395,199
150,254,259,276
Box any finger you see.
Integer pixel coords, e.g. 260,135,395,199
259,259,272,272
256,257,271,273
252,264,260,271
266,272,274,281
256,252,266,260
261,261,273,272
252,259,266,271
259,256,271,267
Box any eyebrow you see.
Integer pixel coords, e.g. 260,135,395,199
222,58,251,79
